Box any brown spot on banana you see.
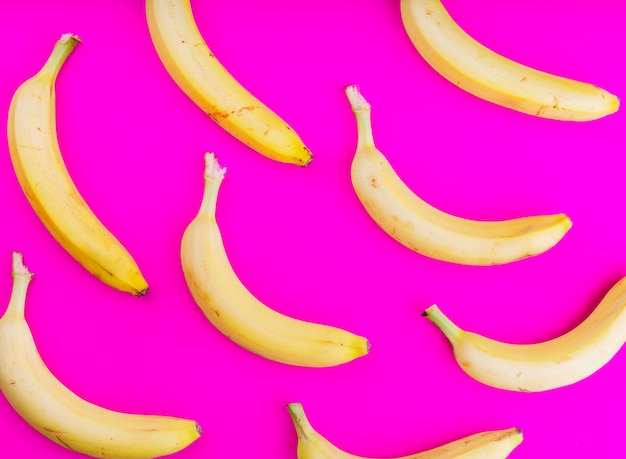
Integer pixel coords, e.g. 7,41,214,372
211,105,258,119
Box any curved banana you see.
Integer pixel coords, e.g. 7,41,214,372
345,84,572,265
145,0,313,166
287,403,523,459
0,252,201,458
180,153,369,367
423,277,626,392
400,0,619,121
7,34,148,296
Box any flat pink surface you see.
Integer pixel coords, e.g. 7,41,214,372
0,1,624,458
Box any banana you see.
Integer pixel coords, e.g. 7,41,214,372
180,152,369,367
287,402,523,459
345,84,572,265
145,0,313,166
400,0,620,121
7,34,148,296
0,252,201,458
423,277,626,392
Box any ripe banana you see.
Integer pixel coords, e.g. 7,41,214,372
345,84,572,265
423,277,626,392
145,0,313,166
287,402,523,459
7,34,149,296
400,0,620,121
180,152,369,367
0,252,201,458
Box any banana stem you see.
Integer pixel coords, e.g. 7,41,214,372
5,252,34,320
37,33,81,80
345,85,376,150
423,305,463,342
287,403,314,440
198,153,226,218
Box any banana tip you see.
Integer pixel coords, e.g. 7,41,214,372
204,152,226,180
134,287,149,297
59,33,82,44
512,427,524,445
300,151,314,167
345,84,370,111
11,252,33,278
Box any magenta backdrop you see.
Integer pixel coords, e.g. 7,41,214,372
1,1,625,458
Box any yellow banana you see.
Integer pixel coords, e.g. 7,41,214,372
346,84,572,265
288,402,523,459
424,277,626,392
145,0,313,166
400,0,619,121
7,34,148,296
0,252,200,458
180,152,369,367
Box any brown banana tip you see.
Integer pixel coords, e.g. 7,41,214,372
134,287,149,297
301,150,314,167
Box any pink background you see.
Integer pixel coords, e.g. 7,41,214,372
1,1,625,458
